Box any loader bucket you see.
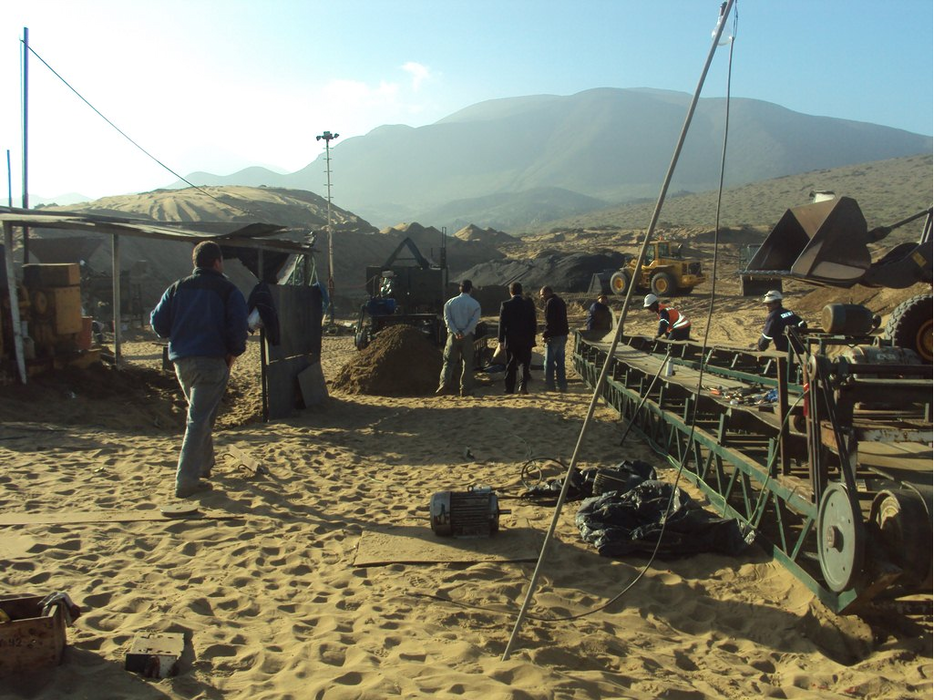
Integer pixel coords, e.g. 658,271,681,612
746,197,873,287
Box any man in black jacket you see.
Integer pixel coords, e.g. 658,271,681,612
498,282,537,394
540,286,569,392
758,290,806,352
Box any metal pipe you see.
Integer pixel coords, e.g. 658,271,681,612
21,28,30,261
502,0,736,660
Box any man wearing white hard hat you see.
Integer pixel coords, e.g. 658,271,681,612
758,290,805,352
643,293,691,341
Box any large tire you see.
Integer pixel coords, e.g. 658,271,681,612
885,293,933,361
650,271,675,296
609,270,631,296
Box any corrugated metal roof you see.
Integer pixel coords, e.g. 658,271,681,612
0,207,317,256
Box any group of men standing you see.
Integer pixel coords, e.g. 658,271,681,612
436,280,569,397
152,241,805,500
436,281,805,398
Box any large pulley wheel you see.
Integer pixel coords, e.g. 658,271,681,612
817,482,865,592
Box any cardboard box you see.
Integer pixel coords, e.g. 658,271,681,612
125,633,185,678
50,287,84,335
23,263,81,288
0,596,67,677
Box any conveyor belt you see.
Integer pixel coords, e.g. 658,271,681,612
573,330,933,614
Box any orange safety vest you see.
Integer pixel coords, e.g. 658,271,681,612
658,303,691,330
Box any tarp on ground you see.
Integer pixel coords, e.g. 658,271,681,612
576,480,748,558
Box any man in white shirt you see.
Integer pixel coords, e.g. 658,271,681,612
437,279,482,397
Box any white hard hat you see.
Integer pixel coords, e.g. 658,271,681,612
762,290,783,303
643,293,659,308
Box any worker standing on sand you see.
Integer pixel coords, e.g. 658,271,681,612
586,294,613,331
643,293,691,340
437,279,482,397
498,282,537,395
540,286,570,392
151,241,248,499
757,290,806,352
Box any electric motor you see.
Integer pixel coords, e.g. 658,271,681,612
429,486,505,537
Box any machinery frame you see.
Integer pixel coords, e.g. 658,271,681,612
573,331,932,614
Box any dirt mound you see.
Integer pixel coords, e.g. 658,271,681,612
454,224,516,245
332,325,442,396
0,354,263,431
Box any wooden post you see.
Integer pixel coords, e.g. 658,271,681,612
112,234,122,364
257,248,268,422
3,222,26,384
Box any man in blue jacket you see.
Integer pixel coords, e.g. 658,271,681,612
151,241,248,498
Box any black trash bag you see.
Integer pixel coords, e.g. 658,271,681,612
575,480,747,558
593,459,657,495
522,467,602,504
523,459,657,505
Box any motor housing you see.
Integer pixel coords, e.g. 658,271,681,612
429,486,503,537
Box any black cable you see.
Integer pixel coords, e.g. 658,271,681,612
23,42,261,220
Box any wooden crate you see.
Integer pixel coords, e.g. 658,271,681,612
0,596,66,677
23,263,81,288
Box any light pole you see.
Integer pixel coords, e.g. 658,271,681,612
315,130,339,325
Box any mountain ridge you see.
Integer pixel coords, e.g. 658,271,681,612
166,88,931,229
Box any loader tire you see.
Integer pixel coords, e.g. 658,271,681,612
609,270,631,296
885,293,932,362
650,272,675,296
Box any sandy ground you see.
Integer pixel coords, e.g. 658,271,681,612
0,297,931,699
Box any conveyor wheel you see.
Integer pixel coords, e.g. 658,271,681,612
817,482,865,592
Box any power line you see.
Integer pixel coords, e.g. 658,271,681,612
22,41,259,220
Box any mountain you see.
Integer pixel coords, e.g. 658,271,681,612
172,88,932,230
31,193,91,207
32,151,931,316
418,187,608,232
35,186,502,313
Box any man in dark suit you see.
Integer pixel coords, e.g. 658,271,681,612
498,282,537,394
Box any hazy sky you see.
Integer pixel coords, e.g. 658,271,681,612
1,0,932,202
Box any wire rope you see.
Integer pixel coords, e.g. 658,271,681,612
22,42,263,221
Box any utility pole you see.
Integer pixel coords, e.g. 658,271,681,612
22,27,30,261
315,130,339,326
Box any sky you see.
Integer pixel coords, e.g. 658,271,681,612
1,0,932,203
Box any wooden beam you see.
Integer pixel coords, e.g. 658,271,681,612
2,221,26,383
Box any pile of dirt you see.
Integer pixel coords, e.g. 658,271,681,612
457,250,628,293
0,355,264,431
332,325,442,396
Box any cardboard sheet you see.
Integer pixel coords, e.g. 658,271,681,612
353,523,544,566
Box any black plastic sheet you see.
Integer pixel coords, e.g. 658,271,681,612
522,459,656,505
576,480,747,558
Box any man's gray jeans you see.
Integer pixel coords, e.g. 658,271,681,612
174,356,229,491
439,332,475,393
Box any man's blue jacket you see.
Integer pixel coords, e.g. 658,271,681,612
151,267,248,361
